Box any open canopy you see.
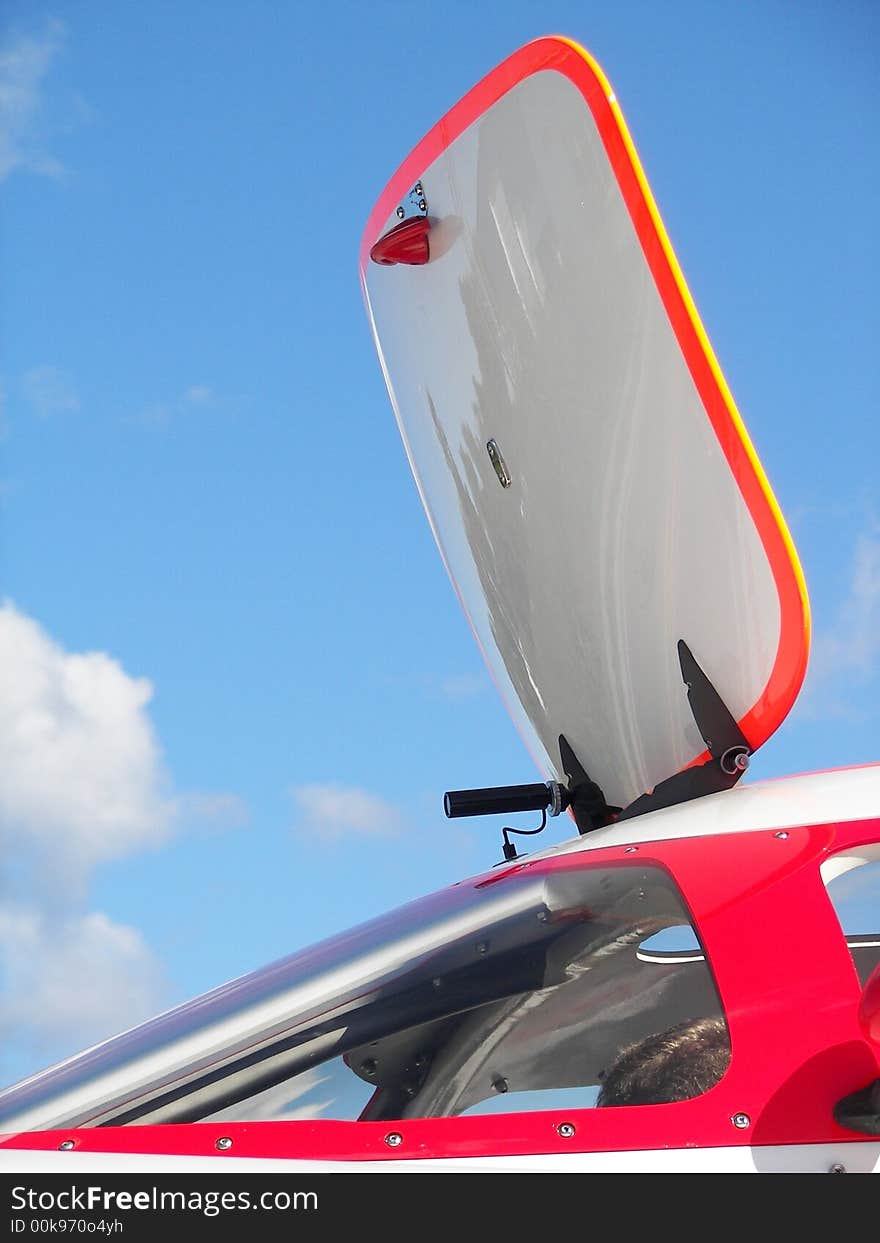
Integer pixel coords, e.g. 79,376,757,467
361,37,809,812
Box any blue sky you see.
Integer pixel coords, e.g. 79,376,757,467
0,1,877,1087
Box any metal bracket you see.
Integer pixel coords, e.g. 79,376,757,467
395,180,428,223
616,640,751,823
558,734,620,835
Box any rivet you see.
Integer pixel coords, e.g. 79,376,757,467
624,846,638,854
215,1136,233,1150
829,1163,846,1174
58,1139,75,1151
396,206,405,219
774,831,789,840
476,941,489,955
385,1132,403,1147
360,1058,377,1076
432,977,442,989
731,1113,750,1129
414,182,423,194
557,1122,576,1138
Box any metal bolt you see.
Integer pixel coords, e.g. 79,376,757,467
720,747,750,776
58,1140,75,1151
384,1132,403,1147
557,1122,576,1138
492,1076,509,1094
774,831,789,840
418,199,427,211
215,1136,233,1150
360,1058,377,1076
829,1163,846,1174
624,846,638,854
396,206,405,219
476,941,489,955
731,1113,751,1129
414,182,423,194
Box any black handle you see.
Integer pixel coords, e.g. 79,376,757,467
443,783,552,819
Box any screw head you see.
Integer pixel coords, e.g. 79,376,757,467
384,1132,403,1147
396,206,405,219
624,846,638,854
731,1113,751,1129
557,1122,576,1138
476,941,489,955
215,1136,233,1150
829,1163,846,1174
774,831,789,840
58,1139,75,1151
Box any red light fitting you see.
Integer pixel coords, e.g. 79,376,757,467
370,217,430,266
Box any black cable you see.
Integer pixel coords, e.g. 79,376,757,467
501,808,547,861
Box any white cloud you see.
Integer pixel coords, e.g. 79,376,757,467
440,672,488,700
21,365,80,417
0,19,66,183
0,604,252,1087
291,783,403,842
183,385,214,406
130,384,216,427
817,531,880,676
0,602,176,877
800,529,880,718
0,907,166,1070
178,791,250,830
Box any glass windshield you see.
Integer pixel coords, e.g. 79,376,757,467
0,857,729,1132
823,847,880,986
208,861,729,1122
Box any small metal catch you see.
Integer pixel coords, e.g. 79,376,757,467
486,439,512,488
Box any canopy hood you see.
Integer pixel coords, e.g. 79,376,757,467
361,37,809,816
